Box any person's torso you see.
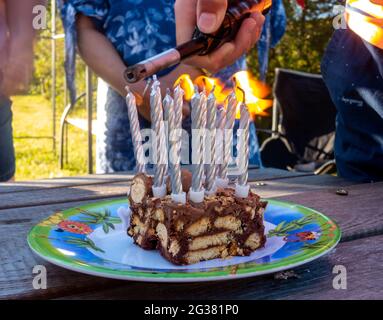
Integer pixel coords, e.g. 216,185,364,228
102,0,177,66
321,28,383,182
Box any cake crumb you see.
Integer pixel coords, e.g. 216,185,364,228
274,270,300,280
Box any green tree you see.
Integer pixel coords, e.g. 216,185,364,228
248,0,341,83
31,2,87,112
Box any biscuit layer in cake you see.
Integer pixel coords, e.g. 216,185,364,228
128,173,267,265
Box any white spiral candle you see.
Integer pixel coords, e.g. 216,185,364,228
220,92,237,182
205,88,217,194
215,105,226,182
150,78,166,192
235,88,250,198
172,85,184,197
164,89,183,199
190,88,207,202
125,87,145,173
237,103,250,186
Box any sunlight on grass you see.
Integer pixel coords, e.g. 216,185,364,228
12,95,95,181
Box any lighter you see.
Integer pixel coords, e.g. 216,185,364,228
124,0,272,83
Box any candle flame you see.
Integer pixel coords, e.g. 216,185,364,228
174,71,272,119
174,74,195,101
232,71,273,119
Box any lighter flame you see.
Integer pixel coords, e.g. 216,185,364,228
174,71,272,119
233,71,272,119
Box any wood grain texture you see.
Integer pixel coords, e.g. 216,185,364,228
0,199,125,300
251,174,355,199
0,180,381,299
0,182,129,210
55,235,383,300
0,172,346,211
275,182,383,241
0,168,309,195
0,174,135,195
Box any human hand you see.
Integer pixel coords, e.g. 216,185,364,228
175,0,265,74
0,41,33,96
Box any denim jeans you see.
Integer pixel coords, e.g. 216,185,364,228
0,95,15,181
321,29,383,182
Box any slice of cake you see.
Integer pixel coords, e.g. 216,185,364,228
127,172,267,265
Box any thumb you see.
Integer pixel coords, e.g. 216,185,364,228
197,0,228,34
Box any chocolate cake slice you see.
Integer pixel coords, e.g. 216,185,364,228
127,173,267,265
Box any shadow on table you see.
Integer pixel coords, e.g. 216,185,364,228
53,256,333,300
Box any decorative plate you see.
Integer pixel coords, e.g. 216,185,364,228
28,198,341,282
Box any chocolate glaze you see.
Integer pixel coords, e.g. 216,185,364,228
128,173,267,265
128,173,153,206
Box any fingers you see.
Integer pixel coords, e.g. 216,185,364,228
196,0,228,34
175,0,227,44
232,12,265,54
175,0,198,44
184,12,265,73
176,0,265,74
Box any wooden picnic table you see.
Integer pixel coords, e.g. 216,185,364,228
1,168,382,300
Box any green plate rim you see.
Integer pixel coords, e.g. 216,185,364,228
27,198,341,282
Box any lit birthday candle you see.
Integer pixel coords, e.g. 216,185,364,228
125,86,145,173
235,94,250,198
190,87,207,203
215,105,226,186
164,88,185,204
205,87,217,195
150,76,167,197
217,92,237,188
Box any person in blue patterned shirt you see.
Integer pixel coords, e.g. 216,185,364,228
61,0,264,173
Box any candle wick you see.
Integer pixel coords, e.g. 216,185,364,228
236,86,246,104
142,78,153,96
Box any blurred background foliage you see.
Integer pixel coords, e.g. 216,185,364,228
248,0,339,82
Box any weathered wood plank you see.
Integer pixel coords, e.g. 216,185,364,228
0,174,135,194
0,172,347,211
0,168,310,195
275,182,383,241
0,181,128,210
250,174,355,199
0,199,126,300
56,235,383,300
0,181,382,299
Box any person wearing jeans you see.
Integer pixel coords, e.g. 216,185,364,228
0,0,42,182
0,94,15,182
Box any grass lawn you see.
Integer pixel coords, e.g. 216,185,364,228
12,95,95,181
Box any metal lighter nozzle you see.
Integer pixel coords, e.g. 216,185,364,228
124,49,181,83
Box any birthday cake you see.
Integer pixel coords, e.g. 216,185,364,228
127,172,267,265
125,75,267,265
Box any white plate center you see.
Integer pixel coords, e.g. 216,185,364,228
88,221,285,270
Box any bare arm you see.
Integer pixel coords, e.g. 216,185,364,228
1,0,45,95
6,0,44,42
76,15,201,121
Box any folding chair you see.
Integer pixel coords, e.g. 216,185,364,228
260,68,337,174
